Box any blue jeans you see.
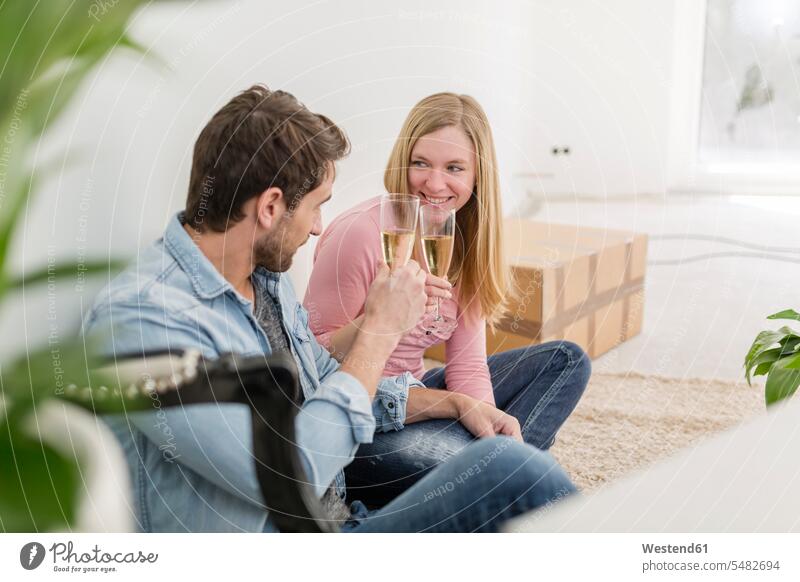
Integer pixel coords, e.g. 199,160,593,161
344,341,591,507
342,436,576,532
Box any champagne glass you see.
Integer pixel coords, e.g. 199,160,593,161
420,204,457,334
380,194,419,271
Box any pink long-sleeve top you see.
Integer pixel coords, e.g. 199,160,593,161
303,196,494,405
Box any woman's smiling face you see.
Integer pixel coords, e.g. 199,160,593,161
407,125,476,212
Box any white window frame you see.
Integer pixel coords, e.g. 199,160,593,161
668,0,800,195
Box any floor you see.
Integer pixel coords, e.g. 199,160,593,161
521,193,800,382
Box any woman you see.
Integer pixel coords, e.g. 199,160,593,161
304,92,590,506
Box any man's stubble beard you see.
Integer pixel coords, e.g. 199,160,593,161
253,216,296,273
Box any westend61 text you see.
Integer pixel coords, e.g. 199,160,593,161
642,543,708,554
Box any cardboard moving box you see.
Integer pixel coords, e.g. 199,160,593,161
425,220,647,361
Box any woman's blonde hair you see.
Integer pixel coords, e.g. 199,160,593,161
384,93,511,325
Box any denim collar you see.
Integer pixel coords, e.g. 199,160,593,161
164,212,281,303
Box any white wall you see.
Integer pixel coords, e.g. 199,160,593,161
512,0,674,202
2,0,677,357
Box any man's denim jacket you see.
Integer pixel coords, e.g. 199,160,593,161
82,213,421,532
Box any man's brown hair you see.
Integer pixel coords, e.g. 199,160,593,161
185,85,350,232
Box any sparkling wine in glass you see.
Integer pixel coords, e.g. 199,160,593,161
380,194,419,270
420,204,457,334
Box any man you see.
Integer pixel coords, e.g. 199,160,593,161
84,84,575,532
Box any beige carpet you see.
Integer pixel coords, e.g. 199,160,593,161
422,359,767,492
550,371,766,491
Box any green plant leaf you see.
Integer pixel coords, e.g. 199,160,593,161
0,341,135,424
747,348,778,383
0,0,162,535
0,423,80,532
765,356,800,406
748,347,782,378
0,173,35,288
744,329,789,384
767,309,800,322
782,352,800,370
779,335,800,349
117,33,167,68
744,330,785,362
746,341,800,384
8,259,127,291
24,56,99,139
754,362,774,377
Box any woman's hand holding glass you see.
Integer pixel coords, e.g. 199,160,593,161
423,273,452,313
